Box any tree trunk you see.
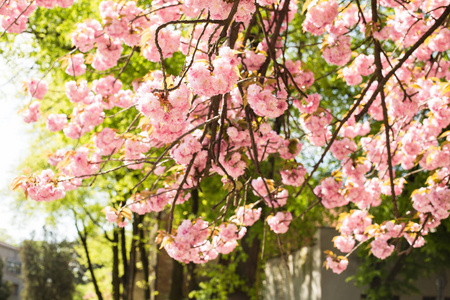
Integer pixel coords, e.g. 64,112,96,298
187,189,199,298
112,229,120,300
187,263,198,299
79,231,103,300
169,260,184,300
139,216,151,300
228,226,261,300
154,213,162,300
127,215,139,300
121,227,129,300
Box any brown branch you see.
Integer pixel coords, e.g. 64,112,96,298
355,4,450,121
130,115,220,193
293,74,377,199
153,18,223,97
0,0,35,38
372,0,399,218
73,215,104,300
167,151,199,233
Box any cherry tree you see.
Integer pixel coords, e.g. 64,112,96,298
4,0,450,279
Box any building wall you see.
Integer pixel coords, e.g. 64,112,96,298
265,227,450,300
0,241,22,300
401,272,450,300
264,241,322,300
319,228,361,300
319,227,450,300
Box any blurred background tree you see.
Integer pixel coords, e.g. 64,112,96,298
20,233,76,300
0,257,12,300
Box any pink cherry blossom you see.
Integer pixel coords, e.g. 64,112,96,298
370,238,394,259
22,101,41,123
325,256,348,274
93,128,123,156
281,165,307,187
65,53,86,76
293,93,321,114
333,235,355,253
267,211,292,234
21,169,65,202
46,113,68,132
322,35,352,66
27,78,48,99
247,84,288,118
235,205,262,226
303,0,339,35
314,177,349,209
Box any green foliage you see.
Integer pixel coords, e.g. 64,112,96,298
0,257,12,300
72,234,113,299
350,249,420,299
28,2,100,65
349,168,450,297
20,234,76,300
189,250,248,300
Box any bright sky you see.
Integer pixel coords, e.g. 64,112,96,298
0,34,76,245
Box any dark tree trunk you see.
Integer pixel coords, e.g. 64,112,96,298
121,227,129,300
187,263,199,298
228,3,291,297
169,260,184,300
126,215,139,300
112,229,120,300
227,226,261,300
138,216,151,300
78,231,103,300
187,189,199,298
154,212,162,300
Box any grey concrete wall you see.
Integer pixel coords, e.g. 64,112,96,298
264,231,322,300
319,227,362,300
264,227,450,300
401,271,450,300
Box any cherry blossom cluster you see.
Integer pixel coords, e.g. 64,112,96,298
0,0,73,34
187,47,239,97
161,218,248,263
21,78,48,123
9,0,450,275
17,169,65,202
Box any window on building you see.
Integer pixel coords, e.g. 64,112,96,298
5,259,21,274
